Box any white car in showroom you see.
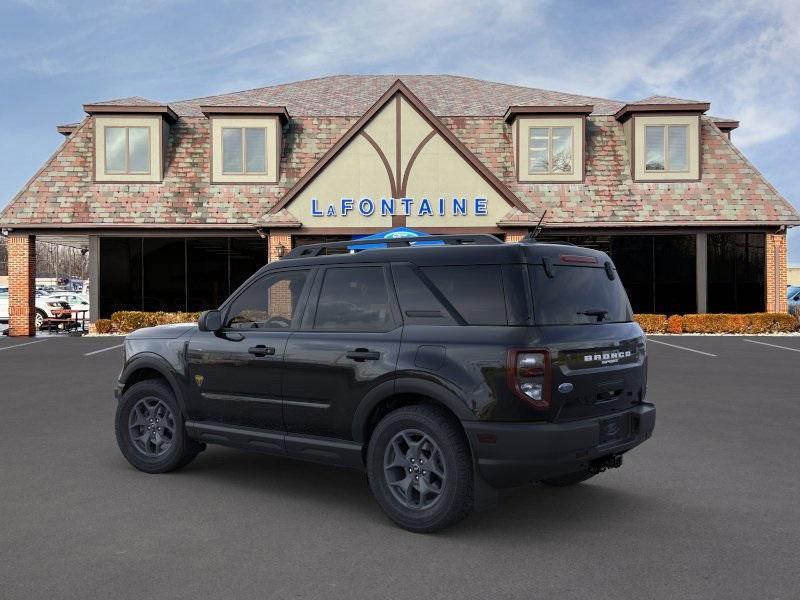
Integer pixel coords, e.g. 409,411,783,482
0,286,73,329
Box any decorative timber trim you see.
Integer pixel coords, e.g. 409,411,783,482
268,79,530,215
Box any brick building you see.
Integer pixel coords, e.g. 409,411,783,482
1,75,798,335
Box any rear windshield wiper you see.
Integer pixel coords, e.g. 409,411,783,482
577,309,609,322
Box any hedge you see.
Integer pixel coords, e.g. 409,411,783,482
110,311,202,333
94,319,113,334
635,312,798,334
633,314,667,333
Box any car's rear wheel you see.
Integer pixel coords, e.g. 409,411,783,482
367,405,473,533
541,469,596,487
34,309,46,330
115,379,203,473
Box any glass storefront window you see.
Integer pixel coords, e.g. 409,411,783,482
99,237,266,318
708,233,765,313
99,238,142,317
539,234,696,315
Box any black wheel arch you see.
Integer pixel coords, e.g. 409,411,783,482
351,377,476,445
119,353,187,413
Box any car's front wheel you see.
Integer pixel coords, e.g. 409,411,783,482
115,379,203,473
367,405,474,533
34,309,46,330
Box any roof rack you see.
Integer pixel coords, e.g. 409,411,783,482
283,234,503,259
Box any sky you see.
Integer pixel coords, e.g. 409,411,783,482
0,0,798,261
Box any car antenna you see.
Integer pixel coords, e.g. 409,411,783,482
522,210,548,242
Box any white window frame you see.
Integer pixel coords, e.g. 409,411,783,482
516,116,584,183
104,126,152,175
632,114,699,182
221,127,269,175
94,115,163,183
644,124,689,173
210,116,279,184
527,126,575,176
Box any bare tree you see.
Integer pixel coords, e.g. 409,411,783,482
0,237,87,280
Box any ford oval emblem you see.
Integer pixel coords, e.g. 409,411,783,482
558,383,574,394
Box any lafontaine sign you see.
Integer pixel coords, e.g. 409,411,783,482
311,196,488,218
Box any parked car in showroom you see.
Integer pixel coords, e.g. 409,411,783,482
114,234,654,533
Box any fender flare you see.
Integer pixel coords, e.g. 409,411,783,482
350,376,475,443
119,353,187,413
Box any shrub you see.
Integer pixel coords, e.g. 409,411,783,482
665,314,683,334
110,311,202,333
634,314,667,333
680,313,797,334
94,319,114,334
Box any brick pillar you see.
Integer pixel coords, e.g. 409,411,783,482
268,230,292,263
765,232,788,313
503,229,528,243
8,234,36,336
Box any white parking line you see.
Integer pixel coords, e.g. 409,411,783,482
742,339,800,353
646,338,717,357
84,344,123,356
0,339,50,352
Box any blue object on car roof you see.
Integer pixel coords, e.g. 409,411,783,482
347,227,444,251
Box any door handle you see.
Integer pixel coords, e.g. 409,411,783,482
346,349,381,361
248,345,276,357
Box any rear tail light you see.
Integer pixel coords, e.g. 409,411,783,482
508,350,551,409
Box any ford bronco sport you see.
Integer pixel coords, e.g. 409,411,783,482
114,234,655,532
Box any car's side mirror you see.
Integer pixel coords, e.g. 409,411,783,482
198,309,222,332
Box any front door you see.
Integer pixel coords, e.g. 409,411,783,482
283,264,402,440
186,267,313,431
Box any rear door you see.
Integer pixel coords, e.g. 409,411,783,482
282,264,402,439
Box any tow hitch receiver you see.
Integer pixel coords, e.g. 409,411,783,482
590,454,623,474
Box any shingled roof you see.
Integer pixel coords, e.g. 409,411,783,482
1,75,797,229
168,74,626,117
86,96,164,107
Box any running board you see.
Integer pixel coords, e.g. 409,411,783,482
185,421,364,469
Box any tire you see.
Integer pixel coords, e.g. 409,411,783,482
115,379,203,474
35,309,46,330
541,469,596,487
367,405,474,533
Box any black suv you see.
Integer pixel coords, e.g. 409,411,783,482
114,235,655,532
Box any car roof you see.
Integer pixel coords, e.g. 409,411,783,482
264,241,612,271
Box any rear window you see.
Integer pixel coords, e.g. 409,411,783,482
421,265,507,325
530,264,632,325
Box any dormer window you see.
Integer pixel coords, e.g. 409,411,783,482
505,106,591,184
105,126,151,174
644,124,688,172
84,101,175,183
615,99,707,182
201,106,289,184
92,116,164,182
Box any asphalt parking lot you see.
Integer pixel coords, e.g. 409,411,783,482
1,335,799,599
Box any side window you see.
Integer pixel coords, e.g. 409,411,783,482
226,270,309,329
421,265,507,325
314,266,392,331
391,265,455,325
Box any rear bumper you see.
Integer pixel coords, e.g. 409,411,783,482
463,403,655,488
